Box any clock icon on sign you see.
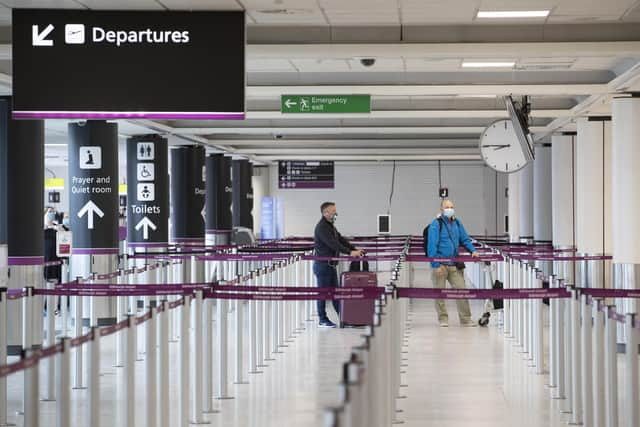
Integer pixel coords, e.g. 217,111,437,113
479,119,532,173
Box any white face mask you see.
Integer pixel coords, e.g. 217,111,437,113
443,208,455,218
331,213,338,223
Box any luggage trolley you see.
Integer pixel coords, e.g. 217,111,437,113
478,261,504,327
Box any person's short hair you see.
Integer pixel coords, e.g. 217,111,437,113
320,202,335,213
440,199,453,208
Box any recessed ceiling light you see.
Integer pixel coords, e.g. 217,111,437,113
477,10,550,19
462,61,515,68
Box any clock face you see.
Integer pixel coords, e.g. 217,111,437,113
479,119,530,173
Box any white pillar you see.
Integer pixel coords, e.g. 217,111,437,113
518,163,533,242
551,133,576,249
576,117,612,288
611,97,640,317
508,172,520,243
533,144,552,243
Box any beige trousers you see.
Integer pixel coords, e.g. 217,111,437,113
432,265,472,322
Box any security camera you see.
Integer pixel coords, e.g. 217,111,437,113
359,58,376,67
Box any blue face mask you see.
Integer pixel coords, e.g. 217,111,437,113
62,218,70,227
443,208,455,218
46,212,56,222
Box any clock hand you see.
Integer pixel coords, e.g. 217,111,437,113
482,144,510,148
493,145,510,151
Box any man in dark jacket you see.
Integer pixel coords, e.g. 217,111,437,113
313,202,363,328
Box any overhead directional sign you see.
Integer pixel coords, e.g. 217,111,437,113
12,9,245,120
281,95,371,114
278,161,335,189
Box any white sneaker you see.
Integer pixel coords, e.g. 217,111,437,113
461,320,478,327
439,320,449,327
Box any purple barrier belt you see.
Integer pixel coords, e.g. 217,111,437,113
212,284,385,295
396,287,570,299
0,343,64,379
44,260,62,267
302,255,400,262
55,282,212,291
100,318,130,337
36,288,198,297
168,298,184,309
405,255,504,263
577,288,640,298
509,254,612,261
205,290,383,301
197,254,294,261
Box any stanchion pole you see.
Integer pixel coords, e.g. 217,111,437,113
625,313,639,427
295,257,303,332
272,264,281,355
562,281,572,414
202,291,217,414
580,294,592,426
234,272,246,385
61,261,69,338
256,266,265,368
22,286,34,350
158,300,170,427
248,271,260,375
216,263,232,400
534,275,544,374
56,337,70,427
191,291,209,424
146,307,157,427
87,326,101,427
592,300,605,427
549,276,557,388
115,269,126,368
263,266,274,364
23,349,38,427
72,280,86,390
180,295,191,427
604,305,618,427
277,262,286,349
569,287,582,425
123,314,135,427
0,287,12,427
503,260,510,336
42,282,56,402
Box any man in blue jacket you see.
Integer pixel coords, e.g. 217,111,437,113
427,199,479,327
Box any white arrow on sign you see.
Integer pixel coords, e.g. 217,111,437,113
77,200,104,230
201,206,206,221
135,216,157,240
32,24,54,47
284,99,297,108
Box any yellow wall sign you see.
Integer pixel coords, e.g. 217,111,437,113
45,178,64,189
119,184,127,194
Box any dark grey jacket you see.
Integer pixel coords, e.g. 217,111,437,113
313,217,355,259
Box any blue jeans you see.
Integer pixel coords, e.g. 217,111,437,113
313,261,340,323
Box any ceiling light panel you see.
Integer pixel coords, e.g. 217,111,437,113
159,0,242,9
476,10,550,18
461,61,515,68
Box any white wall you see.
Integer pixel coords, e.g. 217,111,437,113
269,161,503,238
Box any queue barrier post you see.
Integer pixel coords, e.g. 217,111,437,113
580,294,592,426
248,271,261,375
43,281,56,402
180,295,191,427
146,306,157,427
88,326,101,427
592,300,605,427
115,269,126,368
216,261,232,400
191,291,209,425
233,272,246,385
0,287,12,427
604,305,618,427
202,290,217,414
23,349,38,427
72,278,86,390
56,337,70,427
625,313,639,427
123,314,135,427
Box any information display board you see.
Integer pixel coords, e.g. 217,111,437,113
278,161,334,189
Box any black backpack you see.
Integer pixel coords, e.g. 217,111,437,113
423,218,444,256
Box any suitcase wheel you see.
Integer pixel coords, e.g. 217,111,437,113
478,312,490,327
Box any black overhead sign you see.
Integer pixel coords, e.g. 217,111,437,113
12,9,245,120
278,161,335,189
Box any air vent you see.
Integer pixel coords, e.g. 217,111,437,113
257,9,314,15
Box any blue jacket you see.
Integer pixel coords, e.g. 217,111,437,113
426,216,476,268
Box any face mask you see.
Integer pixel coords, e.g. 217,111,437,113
443,208,455,218
331,213,338,223
63,218,70,227
46,212,56,222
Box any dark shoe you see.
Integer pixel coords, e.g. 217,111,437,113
319,320,337,328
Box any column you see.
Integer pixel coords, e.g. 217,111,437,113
232,159,254,230
533,144,552,243
518,163,533,242
551,133,576,282
170,146,205,247
611,96,640,316
69,120,119,324
205,154,232,246
0,97,44,354
507,172,520,243
126,135,169,250
575,117,612,288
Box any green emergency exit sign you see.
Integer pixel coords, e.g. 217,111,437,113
281,95,371,113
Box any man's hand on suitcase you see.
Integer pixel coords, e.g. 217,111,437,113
350,249,365,257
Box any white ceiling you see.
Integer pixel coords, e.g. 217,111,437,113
0,0,639,163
